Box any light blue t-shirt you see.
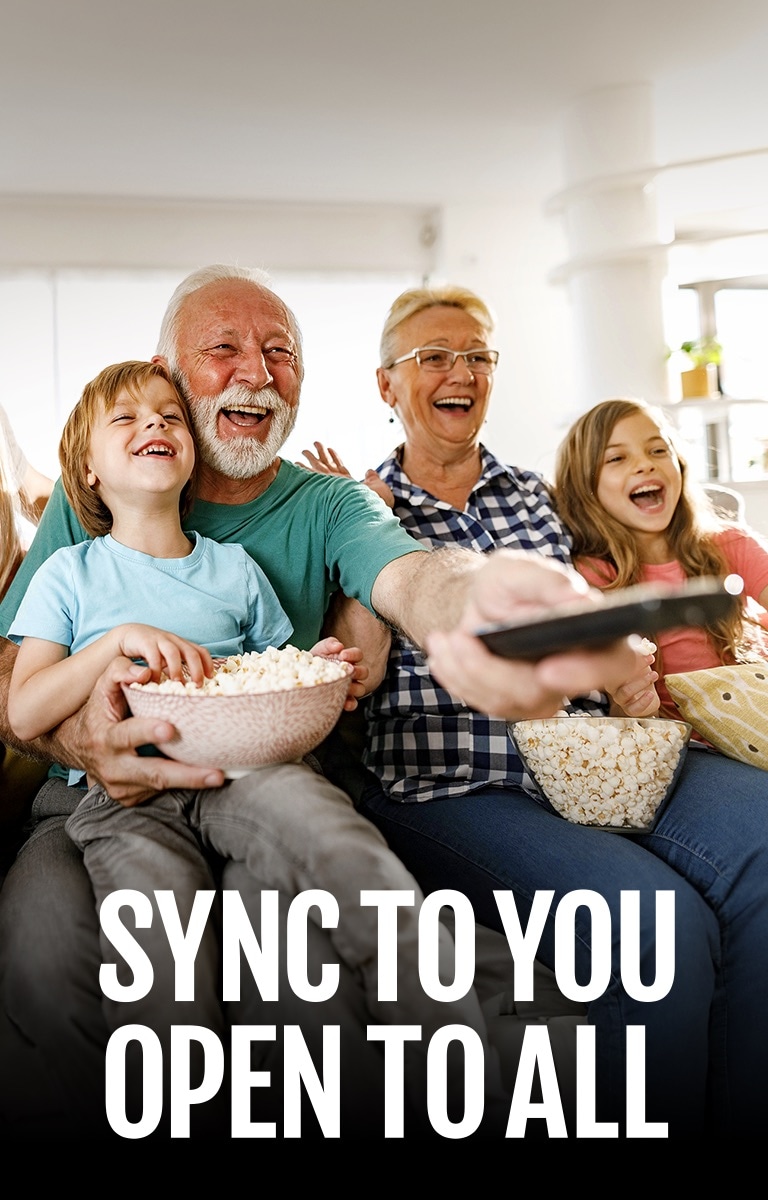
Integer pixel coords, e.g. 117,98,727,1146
8,531,294,783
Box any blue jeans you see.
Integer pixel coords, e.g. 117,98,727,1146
360,745,768,1137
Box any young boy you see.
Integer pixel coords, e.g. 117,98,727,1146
7,361,507,1134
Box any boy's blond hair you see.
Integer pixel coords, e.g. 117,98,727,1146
60,361,196,538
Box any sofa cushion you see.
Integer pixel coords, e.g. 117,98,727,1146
665,663,768,771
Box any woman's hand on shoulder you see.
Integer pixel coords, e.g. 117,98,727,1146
361,469,395,508
296,441,395,508
297,442,352,478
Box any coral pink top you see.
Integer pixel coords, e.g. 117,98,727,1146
576,527,768,719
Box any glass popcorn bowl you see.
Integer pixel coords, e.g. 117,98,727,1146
122,647,353,778
510,716,692,833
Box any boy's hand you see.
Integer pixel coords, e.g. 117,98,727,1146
115,623,214,686
310,635,368,711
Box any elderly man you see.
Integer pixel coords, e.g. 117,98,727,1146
0,265,640,1140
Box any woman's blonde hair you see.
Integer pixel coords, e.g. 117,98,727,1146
59,361,197,538
380,284,496,367
554,396,762,666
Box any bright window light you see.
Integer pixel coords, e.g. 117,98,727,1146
0,268,418,482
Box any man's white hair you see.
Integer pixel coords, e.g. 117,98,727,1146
156,263,304,377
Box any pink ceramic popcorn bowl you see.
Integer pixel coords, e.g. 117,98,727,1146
121,661,353,777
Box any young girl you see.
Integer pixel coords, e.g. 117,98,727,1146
554,397,768,720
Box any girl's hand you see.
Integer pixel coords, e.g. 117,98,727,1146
310,635,368,711
607,650,660,718
114,623,214,686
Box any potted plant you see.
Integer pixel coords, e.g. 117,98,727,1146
679,337,722,399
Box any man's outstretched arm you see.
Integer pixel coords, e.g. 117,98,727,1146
371,546,645,723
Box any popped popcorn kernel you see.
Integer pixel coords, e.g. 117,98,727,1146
130,645,349,696
637,637,657,656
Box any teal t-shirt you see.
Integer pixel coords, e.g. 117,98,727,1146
0,459,425,648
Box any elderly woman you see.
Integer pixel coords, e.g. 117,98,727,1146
301,283,768,1139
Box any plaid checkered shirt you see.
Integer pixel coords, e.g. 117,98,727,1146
363,444,608,802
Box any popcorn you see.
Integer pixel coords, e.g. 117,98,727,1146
512,717,688,829
636,637,657,656
131,645,350,696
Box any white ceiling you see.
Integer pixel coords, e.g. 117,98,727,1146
3,0,768,223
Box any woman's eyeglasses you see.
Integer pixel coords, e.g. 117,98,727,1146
387,346,500,374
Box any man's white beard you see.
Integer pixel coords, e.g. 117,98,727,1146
180,382,298,480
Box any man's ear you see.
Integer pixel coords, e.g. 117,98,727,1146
152,353,169,369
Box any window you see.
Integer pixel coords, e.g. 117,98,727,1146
270,272,417,477
714,287,768,401
664,278,768,483
0,268,418,482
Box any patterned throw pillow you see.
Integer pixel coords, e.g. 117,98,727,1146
665,665,768,772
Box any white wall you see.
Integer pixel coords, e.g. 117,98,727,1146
0,190,577,481
0,200,435,482
435,197,578,479
4,73,768,534
0,196,436,274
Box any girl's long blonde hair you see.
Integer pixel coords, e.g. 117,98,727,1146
553,397,763,665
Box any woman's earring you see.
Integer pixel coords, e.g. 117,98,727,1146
388,415,395,424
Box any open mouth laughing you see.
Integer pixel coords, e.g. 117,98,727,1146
219,403,271,428
629,482,665,511
434,397,473,412
134,439,177,457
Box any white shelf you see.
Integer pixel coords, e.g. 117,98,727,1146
670,395,765,413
